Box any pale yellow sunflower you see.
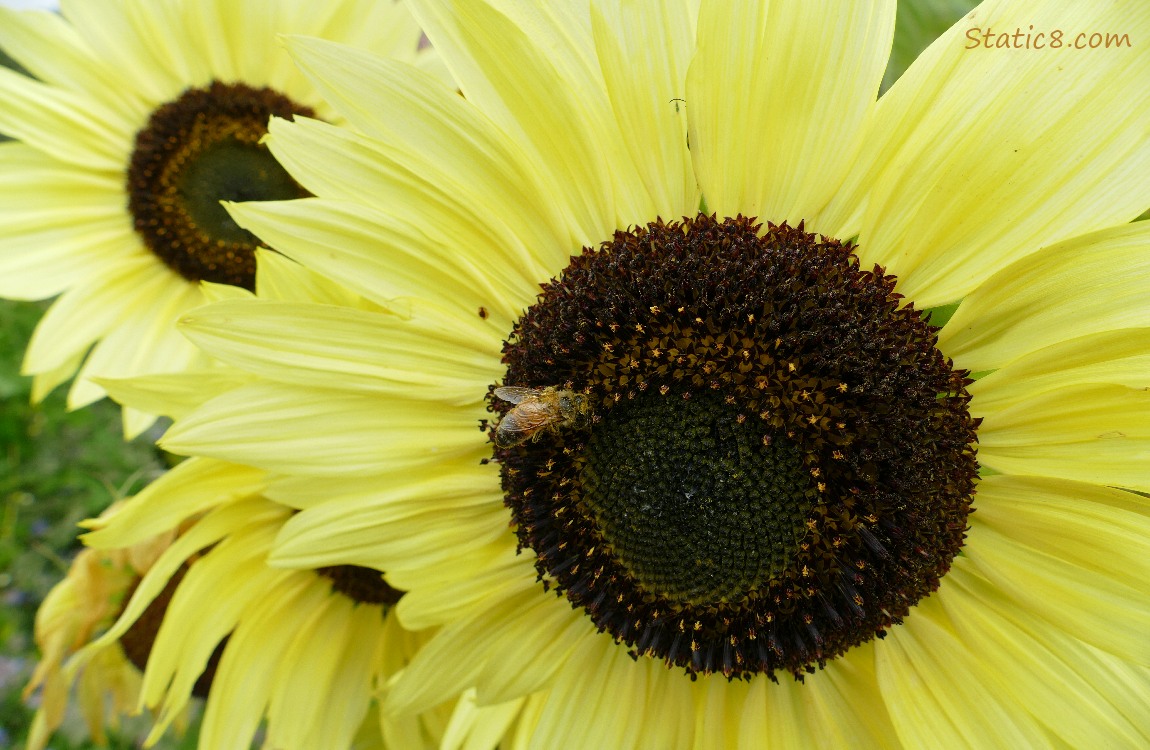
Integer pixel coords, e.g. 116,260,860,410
0,0,442,436
106,0,1150,747
70,455,529,750
22,502,182,750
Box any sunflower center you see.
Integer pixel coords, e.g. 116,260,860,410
491,215,979,681
580,392,816,604
317,564,405,607
126,81,312,290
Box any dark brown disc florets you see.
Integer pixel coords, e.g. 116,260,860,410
317,564,405,607
127,81,312,290
490,214,978,681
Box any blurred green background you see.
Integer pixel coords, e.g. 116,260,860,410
0,299,172,749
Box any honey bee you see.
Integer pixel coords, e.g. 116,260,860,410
493,386,592,448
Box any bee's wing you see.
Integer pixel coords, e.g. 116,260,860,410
494,386,538,404
498,403,554,433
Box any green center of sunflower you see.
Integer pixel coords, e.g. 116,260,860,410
490,215,979,681
126,81,312,290
580,392,816,604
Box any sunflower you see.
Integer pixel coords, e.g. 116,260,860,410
120,0,1150,746
22,502,180,750
0,0,442,437
68,455,526,750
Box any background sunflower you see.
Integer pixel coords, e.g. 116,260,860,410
0,0,441,438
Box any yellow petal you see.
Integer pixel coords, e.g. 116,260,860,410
254,247,369,308
178,299,501,404
943,561,1149,748
198,280,253,305
163,383,483,477
797,641,899,749
965,474,1150,667
227,197,528,324
66,271,205,415
272,493,507,575
0,7,149,120
22,256,162,374
388,587,553,717
970,328,1150,412
74,496,280,678
977,383,1150,491
263,594,374,750
263,468,458,511
270,39,570,280
379,614,443,750
81,457,267,548
144,524,290,737
687,0,894,230
529,633,652,749
0,66,130,169
315,603,388,749
735,675,802,748
854,1,1150,305
59,0,200,104
407,0,647,239
29,349,87,404
591,0,700,219
876,595,1050,747
0,142,134,299
474,596,587,707
441,690,525,750
939,222,1150,371
195,574,320,748
729,680,778,750
96,369,254,422
392,541,532,631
